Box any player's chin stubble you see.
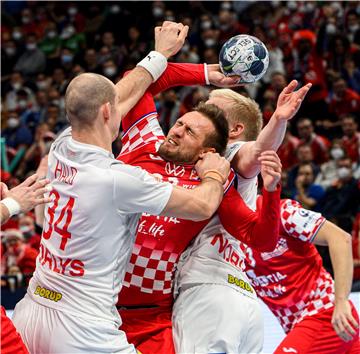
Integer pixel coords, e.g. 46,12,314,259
158,142,196,164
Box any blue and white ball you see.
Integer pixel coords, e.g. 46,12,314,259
219,34,269,83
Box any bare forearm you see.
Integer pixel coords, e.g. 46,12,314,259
234,116,287,178
115,67,153,118
161,178,223,221
315,221,353,302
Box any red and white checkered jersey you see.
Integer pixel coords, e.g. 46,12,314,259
244,199,332,333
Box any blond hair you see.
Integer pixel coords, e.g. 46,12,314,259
209,89,263,141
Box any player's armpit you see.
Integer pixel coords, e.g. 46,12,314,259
218,186,281,252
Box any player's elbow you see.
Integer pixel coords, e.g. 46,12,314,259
189,200,216,221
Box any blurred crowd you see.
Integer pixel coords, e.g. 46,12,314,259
1,1,360,290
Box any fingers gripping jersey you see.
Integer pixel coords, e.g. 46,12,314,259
244,199,332,333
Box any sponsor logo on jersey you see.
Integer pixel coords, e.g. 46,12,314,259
282,347,298,353
227,274,254,293
165,162,185,177
34,286,62,302
260,237,288,261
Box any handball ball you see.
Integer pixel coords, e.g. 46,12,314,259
219,34,269,83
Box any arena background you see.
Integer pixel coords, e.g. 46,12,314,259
1,0,360,352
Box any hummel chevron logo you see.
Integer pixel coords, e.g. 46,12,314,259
282,347,297,353
147,55,155,61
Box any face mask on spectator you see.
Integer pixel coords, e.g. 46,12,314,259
221,2,232,10
204,38,216,47
47,30,57,39
110,4,120,14
62,27,75,39
326,23,337,35
12,82,22,91
201,21,212,30
287,1,297,11
61,54,74,64
12,31,22,40
18,100,28,109
5,47,16,56
26,43,37,51
220,23,230,31
36,81,48,90
19,226,33,239
104,67,117,77
349,24,359,33
68,7,78,16
7,117,20,129
337,167,351,179
22,16,31,24
330,148,344,160
153,7,164,17
304,2,315,13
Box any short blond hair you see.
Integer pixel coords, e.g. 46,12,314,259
209,89,263,141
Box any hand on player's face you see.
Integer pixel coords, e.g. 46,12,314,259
207,64,242,87
154,21,189,58
195,152,230,183
258,151,282,192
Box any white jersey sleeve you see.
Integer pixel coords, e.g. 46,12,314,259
110,162,172,215
280,199,326,243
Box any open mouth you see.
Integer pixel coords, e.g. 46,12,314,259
167,138,178,146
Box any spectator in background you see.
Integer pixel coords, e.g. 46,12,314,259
341,115,360,163
1,229,38,277
292,162,325,211
60,23,86,55
1,111,32,149
329,77,360,118
1,39,20,78
18,214,41,251
38,21,61,60
322,156,360,231
315,141,347,190
82,48,100,73
297,117,330,164
14,33,46,78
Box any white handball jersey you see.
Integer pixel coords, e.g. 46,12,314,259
28,127,172,326
175,142,258,300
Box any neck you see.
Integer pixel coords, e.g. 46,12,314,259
71,127,112,153
228,135,245,144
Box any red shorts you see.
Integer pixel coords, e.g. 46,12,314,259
119,306,174,354
1,306,29,354
274,301,360,354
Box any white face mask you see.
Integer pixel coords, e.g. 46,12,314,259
201,21,212,30
337,167,351,179
204,38,216,47
349,24,359,33
330,148,344,160
18,100,28,109
326,23,337,35
22,16,31,24
47,30,57,39
12,82,21,90
110,5,120,14
7,117,20,129
26,43,37,51
19,225,31,234
5,47,16,56
68,7,78,16
37,81,48,90
104,67,116,77
152,7,164,17
287,1,297,11
12,31,22,40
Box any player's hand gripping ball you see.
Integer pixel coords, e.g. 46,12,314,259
219,34,269,83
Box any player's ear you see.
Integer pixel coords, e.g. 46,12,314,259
202,147,216,154
229,123,244,139
101,102,111,122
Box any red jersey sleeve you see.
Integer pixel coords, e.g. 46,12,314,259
279,199,325,243
218,186,281,252
148,63,206,96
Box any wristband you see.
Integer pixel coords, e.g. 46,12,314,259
204,63,210,85
1,197,21,217
136,51,167,82
203,170,226,184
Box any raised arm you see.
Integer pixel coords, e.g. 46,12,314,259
313,221,358,342
115,22,189,119
218,151,282,252
232,80,312,178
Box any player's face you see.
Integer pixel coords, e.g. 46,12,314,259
159,111,215,164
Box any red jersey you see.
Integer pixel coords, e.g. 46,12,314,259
244,199,333,333
329,89,360,118
116,63,281,308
